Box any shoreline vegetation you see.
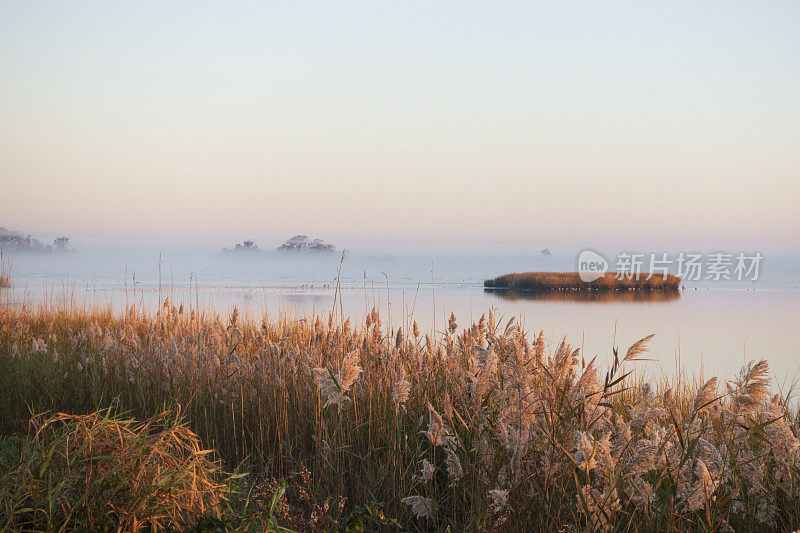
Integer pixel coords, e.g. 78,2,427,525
484,271,682,292
1,301,799,531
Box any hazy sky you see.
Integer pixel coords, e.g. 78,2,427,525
1,1,798,252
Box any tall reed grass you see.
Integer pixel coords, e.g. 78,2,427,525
0,252,10,288
0,301,798,531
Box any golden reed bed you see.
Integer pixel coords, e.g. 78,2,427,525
484,272,682,292
0,301,798,531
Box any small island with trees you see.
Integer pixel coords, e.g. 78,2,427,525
220,240,260,254
221,235,336,256
0,226,74,254
484,271,682,292
277,235,335,253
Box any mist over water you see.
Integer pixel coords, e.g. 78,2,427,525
4,244,800,383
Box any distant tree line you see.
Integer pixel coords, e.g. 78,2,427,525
0,226,73,254
222,235,335,254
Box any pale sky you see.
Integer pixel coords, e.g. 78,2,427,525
1,1,798,252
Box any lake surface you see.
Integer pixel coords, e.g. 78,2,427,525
3,248,800,384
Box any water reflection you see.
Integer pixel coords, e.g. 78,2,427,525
485,289,681,303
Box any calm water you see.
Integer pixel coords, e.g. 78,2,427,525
4,248,800,383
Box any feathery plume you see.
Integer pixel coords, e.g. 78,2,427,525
693,377,718,413
445,444,463,485
423,403,447,447
419,459,435,483
402,495,432,520
312,351,363,410
392,373,411,407
488,488,509,513
728,359,770,413
624,334,655,362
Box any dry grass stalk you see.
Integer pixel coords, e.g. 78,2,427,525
1,407,229,531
